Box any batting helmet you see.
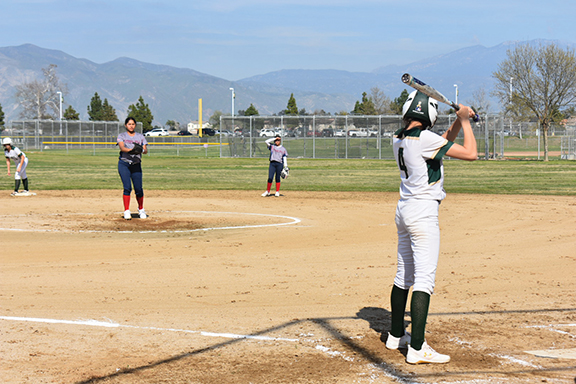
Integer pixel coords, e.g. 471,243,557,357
402,90,439,128
2,137,13,146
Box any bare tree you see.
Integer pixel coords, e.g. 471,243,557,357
370,87,392,114
492,43,576,160
467,86,492,115
15,64,67,119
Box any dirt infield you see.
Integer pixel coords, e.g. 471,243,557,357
1,190,575,384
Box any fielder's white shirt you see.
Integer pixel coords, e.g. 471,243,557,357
4,146,25,165
393,127,454,201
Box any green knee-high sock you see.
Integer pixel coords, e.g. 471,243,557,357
22,178,28,191
390,285,409,337
14,179,21,192
410,290,430,350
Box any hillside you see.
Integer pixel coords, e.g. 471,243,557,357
0,40,572,125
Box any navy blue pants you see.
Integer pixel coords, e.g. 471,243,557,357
118,160,144,197
267,161,283,183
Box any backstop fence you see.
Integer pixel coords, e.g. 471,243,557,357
220,114,569,160
2,115,572,160
561,127,576,160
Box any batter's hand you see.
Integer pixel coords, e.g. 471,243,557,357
456,105,474,120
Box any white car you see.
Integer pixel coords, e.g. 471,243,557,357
334,130,346,137
259,128,280,137
348,129,368,137
145,128,170,137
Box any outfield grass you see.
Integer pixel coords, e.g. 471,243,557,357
6,151,576,195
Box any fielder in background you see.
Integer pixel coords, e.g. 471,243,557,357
262,135,289,197
385,90,477,364
117,117,148,220
3,137,30,196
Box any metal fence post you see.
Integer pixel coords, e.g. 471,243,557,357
313,115,316,159
345,115,348,159
484,114,489,160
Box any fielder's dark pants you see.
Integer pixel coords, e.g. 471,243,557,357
267,161,283,183
118,160,144,197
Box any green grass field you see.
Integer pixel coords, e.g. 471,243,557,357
6,150,576,195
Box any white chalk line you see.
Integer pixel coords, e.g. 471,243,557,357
0,315,414,383
526,323,576,338
5,315,562,383
0,210,302,233
0,315,298,342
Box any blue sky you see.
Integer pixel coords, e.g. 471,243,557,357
1,0,574,80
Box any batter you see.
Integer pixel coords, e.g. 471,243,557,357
385,90,478,364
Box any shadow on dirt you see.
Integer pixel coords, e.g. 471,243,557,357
76,306,576,384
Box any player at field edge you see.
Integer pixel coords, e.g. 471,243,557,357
3,137,30,195
117,117,148,220
385,90,477,364
261,135,289,197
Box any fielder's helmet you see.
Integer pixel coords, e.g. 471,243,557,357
2,137,13,146
402,90,439,128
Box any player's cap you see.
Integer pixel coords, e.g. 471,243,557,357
2,137,13,146
402,90,439,128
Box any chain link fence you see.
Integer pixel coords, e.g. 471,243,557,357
561,127,576,159
2,120,224,157
1,117,571,160
220,114,570,160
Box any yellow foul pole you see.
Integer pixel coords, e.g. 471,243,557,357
198,99,203,137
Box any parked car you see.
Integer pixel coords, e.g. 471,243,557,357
321,128,334,137
200,128,216,136
216,129,232,136
348,129,368,137
177,130,192,136
334,130,346,137
259,128,280,137
145,128,170,137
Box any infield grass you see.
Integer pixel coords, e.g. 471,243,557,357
5,150,576,195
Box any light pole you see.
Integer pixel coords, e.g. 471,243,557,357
453,84,458,105
56,91,63,135
56,91,63,120
229,87,235,131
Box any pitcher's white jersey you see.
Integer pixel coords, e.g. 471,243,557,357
393,128,454,201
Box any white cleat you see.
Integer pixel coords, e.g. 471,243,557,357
124,210,132,220
261,191,270,197
275,191,280,197
139,209,147,219
385,331,411,350
406,341,450,364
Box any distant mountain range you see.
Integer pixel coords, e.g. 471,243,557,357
0,40,572,126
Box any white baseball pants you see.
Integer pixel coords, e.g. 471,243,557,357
15,157,28,180
394,199,440,295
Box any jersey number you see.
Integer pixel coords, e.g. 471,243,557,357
398,148,409,178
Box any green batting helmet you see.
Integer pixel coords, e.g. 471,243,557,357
402,90,439,128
